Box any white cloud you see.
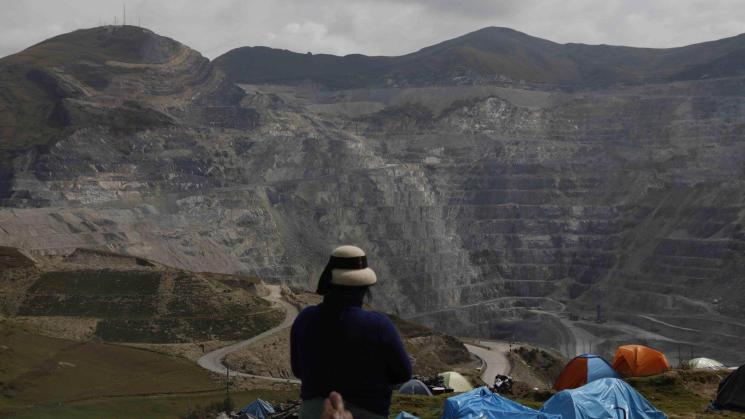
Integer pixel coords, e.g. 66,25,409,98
284,21,324,36
0,0,744,59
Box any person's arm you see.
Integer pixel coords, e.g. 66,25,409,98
290,315,303,379
379,316,413,384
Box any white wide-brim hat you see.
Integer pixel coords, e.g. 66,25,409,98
330,245,377,287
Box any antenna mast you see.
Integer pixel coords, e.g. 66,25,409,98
123,4,126,25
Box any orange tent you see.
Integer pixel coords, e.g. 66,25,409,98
611,345,671,377
554,354,619,391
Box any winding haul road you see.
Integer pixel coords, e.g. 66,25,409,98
197,285,300,383
464,341,512,384
198,285,510,387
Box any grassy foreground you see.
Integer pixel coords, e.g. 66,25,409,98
3,390,298,419
0,321,297,418
5,371,745,419
628,371,745,419
0,321,217,418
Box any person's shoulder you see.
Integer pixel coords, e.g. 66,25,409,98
299,305,321,315
365,311,402,341
294,304,321,323
366,310,390,321
364,310,397,328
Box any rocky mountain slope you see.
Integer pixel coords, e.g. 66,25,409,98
0,26,213,170
1,25,745,365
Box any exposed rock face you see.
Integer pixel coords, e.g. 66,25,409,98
0,25,217,203
2,26,745,364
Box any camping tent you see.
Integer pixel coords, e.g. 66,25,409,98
399,379,433,396
686,357,725,370
554,354,620,391
612,345,670,377
238,399,275,419
439,371,474,392
541,378,667,419
715,365,745,412
443,386,560,419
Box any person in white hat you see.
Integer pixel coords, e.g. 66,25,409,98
291,245,412,419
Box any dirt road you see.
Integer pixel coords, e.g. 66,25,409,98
464,341,511,384
196,285,300,383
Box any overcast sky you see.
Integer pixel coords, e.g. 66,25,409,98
2,0,745,59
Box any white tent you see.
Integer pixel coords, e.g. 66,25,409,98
399,379,433,396
438,371,474,392
687,357,725,370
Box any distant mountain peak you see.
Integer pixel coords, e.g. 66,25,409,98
462,26,540,38
0,25,212,161
214,26,745,89
9,25,194,66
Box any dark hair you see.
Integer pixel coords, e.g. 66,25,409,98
327,284,371,299
321,284,372,313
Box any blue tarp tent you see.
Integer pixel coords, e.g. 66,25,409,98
238,399,275,419
394,412,420,418
541,378,667,419
443,387,560,419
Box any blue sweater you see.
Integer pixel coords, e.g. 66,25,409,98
290,301,412,416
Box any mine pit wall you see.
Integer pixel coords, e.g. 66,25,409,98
410,303,575,351
2,78,745,365
410,91,745,364
0,162,13,202
259,163,484,316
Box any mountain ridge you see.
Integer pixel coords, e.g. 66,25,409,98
214,26,745,88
